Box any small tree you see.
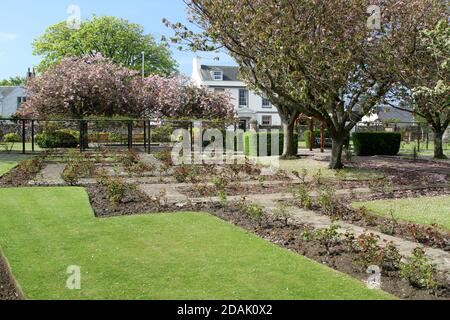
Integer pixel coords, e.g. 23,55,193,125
17,54,139,119
132,75,235,120
391,21,449,159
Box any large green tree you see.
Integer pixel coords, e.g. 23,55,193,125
0,76,26,86
33,16,178,76
168,0,447,168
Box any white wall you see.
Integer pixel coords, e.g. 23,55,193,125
0,87,26,117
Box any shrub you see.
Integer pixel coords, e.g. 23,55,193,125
151,125,173,143
400,248,438,290
3,133,21,143
272,203,293,226
104,176,136,206
36,130,78,149
61,162,80,185
244,132,298,156
314,224,342,252
352,132,401,156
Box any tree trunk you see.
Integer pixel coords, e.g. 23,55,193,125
281,120,297,158
433,130,446,159
329,134,346,169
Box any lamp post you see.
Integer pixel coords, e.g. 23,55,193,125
141,51,145,79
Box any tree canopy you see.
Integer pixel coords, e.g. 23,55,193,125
389,20,449,159
17,54,234,121
0,76,26,86
167,0,447,168
33,16,178,76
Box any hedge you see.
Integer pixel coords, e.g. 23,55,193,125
244,132,298,156
352,132,401,156
35,130,79,149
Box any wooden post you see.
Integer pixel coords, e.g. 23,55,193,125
320,123,325,153
417,123,421,153
128,122,133,150
309,118,314,151
31,120,35,152
143,120,147,152
190,122,194,152
147,121,151,154
22,119,26,154
79,120,86,152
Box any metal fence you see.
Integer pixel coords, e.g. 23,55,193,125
0,118,238,154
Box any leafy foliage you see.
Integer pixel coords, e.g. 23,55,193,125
33,16,177,76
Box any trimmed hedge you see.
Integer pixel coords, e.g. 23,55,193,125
35,130,79,149
244,132,298,156
352,132,401,156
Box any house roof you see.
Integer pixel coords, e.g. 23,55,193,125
0,86,20,98
376,106,414,123
200,65,241,81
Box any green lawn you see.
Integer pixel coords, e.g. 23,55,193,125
0,154,30,176
353,196,450,231
0,187,392,300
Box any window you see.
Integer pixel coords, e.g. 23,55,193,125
212,71,223,81
261,116,272,126
239,89,248,108
17,97,26,108
262,97,271,108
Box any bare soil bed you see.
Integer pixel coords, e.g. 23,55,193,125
0,251,23,300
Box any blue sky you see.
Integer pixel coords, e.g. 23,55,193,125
0,0,235,79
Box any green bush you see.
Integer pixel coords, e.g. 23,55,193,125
244,132,298,156
151,125,174,143
35,130,78,149
352,132,401,156
3,133,21,143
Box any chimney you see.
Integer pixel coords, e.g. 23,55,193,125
192,56,202,87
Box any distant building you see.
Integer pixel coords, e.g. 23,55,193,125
0,68,34,118
360,105,415,125
192,57,281,131
0,86,27,118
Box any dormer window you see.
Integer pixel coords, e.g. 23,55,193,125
212,71,223,81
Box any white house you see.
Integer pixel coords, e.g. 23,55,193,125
192,57,281,131
0,86,27,118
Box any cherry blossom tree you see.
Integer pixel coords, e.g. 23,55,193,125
18,55,234,122
18,54,138,118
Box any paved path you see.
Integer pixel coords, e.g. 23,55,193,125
258,199,450,277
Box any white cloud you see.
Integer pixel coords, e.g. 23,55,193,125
0,32,20,41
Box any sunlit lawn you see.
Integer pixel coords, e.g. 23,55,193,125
0,187,392,300
0,154,30,176
353,196,450,231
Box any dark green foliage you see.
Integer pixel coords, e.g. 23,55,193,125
352,132,401,156
35,130,78,149
244,132,298,156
